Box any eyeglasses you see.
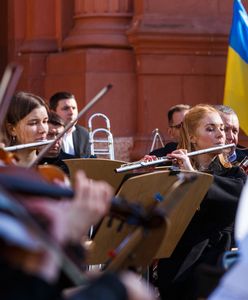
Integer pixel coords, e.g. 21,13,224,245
169,123,182,129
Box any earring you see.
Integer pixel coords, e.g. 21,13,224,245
191,142,196,150
11,136,16,144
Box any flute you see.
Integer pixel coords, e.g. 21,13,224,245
115,143,236,173
4,140,54,152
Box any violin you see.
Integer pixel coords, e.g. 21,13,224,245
239,156,248,174
0,164,169,285
0,183,87,285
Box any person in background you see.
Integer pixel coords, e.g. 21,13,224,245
39,112,75,176
3,91,49,167
150,104,190,157
215,105,248,164
49,92,90,158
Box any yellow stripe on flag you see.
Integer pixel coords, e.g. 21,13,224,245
224,47,248,135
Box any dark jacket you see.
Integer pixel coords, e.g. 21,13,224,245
39,150,76,176
0,259,127,300
157,158,247,300
72,125,90,158
150,142,178,157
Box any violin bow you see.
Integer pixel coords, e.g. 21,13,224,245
29,84,113,168
0,63,23,129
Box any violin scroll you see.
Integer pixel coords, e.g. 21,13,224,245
239,156,248,174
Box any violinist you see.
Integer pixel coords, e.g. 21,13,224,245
39,112,76,176
0,169,156,300
2,91,49,167
156,104,247,300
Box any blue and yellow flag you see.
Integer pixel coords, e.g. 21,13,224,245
224,0,248,135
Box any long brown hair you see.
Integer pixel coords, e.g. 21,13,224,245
178,104,231,169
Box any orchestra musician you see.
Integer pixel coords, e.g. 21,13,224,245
150,104,190,157
39,112,76,176
215,105,248,165
0,168,156,300
49,91,90,158
2,91,49,167
155,104,247,299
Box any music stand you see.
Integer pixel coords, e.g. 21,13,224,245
63,158,128,191
86,170,212,270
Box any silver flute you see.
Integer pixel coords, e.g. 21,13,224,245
115,143,235,173
4,140,54,152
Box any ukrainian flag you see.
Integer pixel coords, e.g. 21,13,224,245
224,0,248,135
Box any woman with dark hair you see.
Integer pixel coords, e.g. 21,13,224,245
39,111,76,176
156,104,247,299
3,91,49,166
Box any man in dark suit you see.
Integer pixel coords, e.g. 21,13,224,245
215,105,248,164
49,91,90,158
150,104,190,157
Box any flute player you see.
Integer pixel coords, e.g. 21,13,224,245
153,104,247,299
2,92,49,167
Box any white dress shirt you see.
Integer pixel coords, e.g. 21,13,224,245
62,126,76,156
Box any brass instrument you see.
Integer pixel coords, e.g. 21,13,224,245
115,143,235,173
88,113,115,160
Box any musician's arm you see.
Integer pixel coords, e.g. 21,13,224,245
64,272,156,300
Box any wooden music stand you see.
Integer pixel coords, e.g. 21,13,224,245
86,170,213,269
63,158,128,191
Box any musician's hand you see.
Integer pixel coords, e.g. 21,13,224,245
167,149,194,171
133,155,158,173
120,271,157,300
22,171,113,244
69,170,113,241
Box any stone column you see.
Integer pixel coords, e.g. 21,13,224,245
63,0,133,49
127,0,231,159
45,0,136,162
16,0,60,95
20,0,58,53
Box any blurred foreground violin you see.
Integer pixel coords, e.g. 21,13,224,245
239,156,248,174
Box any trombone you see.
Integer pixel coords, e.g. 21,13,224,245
88,113,115,160
115,143,235,173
